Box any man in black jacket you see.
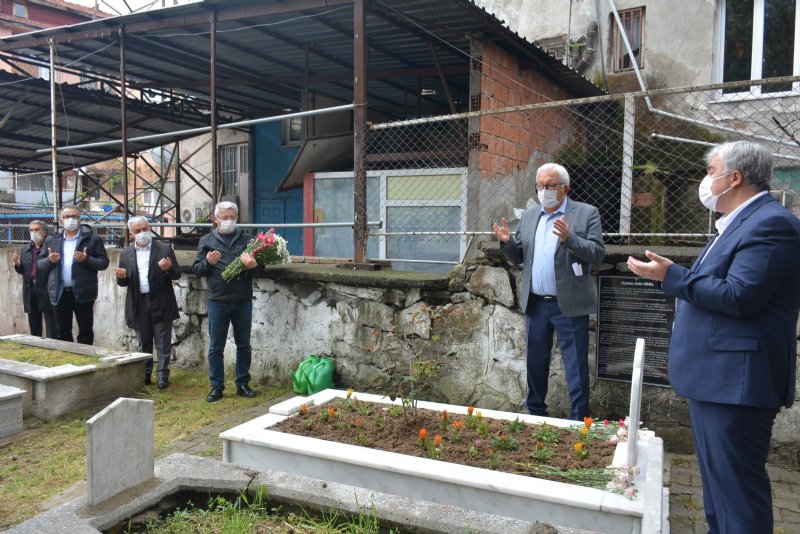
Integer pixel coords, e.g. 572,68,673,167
37,205,109,345
12,220,57,339
115,216,181,389
191,201,260,402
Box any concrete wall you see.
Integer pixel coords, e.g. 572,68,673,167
0,246,797,466
475,0,718,90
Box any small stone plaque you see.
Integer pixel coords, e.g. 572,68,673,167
0,385,25,439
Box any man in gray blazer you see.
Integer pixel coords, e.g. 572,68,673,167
494,163,605,420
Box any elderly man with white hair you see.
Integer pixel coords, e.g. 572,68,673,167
191,201,261,402
115,216,181,389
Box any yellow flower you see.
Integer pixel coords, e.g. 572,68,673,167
580,426,589,436
476,411,483,420
574,442,583,453
346,387,354,399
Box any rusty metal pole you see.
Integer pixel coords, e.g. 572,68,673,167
353,0,367,263
210,10,218,206
119,25,130,246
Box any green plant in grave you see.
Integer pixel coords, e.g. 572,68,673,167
384,303,460,423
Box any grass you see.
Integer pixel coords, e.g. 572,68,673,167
0,368,289,530
0,340,101,366
136,488,403,534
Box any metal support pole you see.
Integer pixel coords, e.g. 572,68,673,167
210,10,218,205
49,38,58,221
353,0,368,263
175,142,182,235
620,93,635,237
120,25,130,245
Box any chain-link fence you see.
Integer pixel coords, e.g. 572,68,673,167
363,76,800,270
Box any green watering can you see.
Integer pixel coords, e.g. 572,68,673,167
291,354,334,395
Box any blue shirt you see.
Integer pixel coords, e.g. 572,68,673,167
530,199,567,296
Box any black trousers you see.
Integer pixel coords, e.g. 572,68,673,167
28,287,58,339
54,288,95,345
135,293,173,378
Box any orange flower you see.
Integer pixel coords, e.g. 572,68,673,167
434,434,443,446
441,409,448,420
327,406,337,417
419,428,428,440
353,418,364,428
467,405,474,415
584,416,593,428
299,403,308,415
453,420,464,430
574,442,583,453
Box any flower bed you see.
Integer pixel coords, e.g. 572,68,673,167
221,389,667,533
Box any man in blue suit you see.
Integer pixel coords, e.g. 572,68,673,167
494,163,605,421
628,140,800,534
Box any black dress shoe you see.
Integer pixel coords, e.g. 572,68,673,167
206,388,223,402
157,376,169,390
236,385,256,398
144,374,152,385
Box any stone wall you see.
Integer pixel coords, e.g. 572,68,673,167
0,246,797,466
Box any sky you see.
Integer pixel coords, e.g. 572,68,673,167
68,0,199,17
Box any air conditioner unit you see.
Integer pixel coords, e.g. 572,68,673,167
182,208,193,222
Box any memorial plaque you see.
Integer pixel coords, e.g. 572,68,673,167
596,275,675,386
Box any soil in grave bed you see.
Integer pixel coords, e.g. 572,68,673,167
272,396,619,484
0,341,101,367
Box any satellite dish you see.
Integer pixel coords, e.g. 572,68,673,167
182,209,193,222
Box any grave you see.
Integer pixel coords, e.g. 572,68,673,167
0,384,25,439
0,334,152,420
86,398,154,506
221,338,668,534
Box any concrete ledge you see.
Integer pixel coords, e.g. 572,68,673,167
0,384,24,439
5,452,593,534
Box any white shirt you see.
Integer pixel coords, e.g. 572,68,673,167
135,243,151,294
700,191,769,264
61,232,79,287
530,199,567,296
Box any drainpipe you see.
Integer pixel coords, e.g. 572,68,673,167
574,21,597,73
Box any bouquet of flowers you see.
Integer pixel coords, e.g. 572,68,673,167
221,228,291,282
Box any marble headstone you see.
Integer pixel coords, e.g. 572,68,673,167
626,338,645,466
86,398,154,506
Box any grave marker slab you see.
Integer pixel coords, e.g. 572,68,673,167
627,338,645,467
0,384,25,439
86,398,154,506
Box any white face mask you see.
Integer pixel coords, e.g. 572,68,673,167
218,219,236,234
537,189,561,209
698,172,733,212
62,217,79,232
30,232,43,245
134,232,152,247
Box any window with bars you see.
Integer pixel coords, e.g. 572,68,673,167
218,143,249,197
611,7,645,72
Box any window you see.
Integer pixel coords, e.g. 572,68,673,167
15,173,53,192
140,189,159,206
611,7,645,71
283,116,303,145
218,143,249,197
720,0,798,94
12,2,28,18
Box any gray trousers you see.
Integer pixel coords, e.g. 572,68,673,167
135,293,173,378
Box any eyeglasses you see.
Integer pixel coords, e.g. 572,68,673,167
535,183,565,191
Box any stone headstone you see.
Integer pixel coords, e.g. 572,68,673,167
86,398,154,506
0,385,25,439
626,338,645,467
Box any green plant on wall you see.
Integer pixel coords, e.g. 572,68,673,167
635,162,667,246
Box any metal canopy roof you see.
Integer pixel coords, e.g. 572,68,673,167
0,0,603,173
0,71,212,172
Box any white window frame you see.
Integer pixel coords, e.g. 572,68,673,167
218,143,249,197
12,2,28,18
714,0,800,99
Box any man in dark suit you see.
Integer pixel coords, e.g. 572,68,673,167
628,140,800,534
115,216,181,389
38,205,109,345
12,220,57,339
494,163,605,420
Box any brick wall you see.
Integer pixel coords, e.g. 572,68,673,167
475,40,580,180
